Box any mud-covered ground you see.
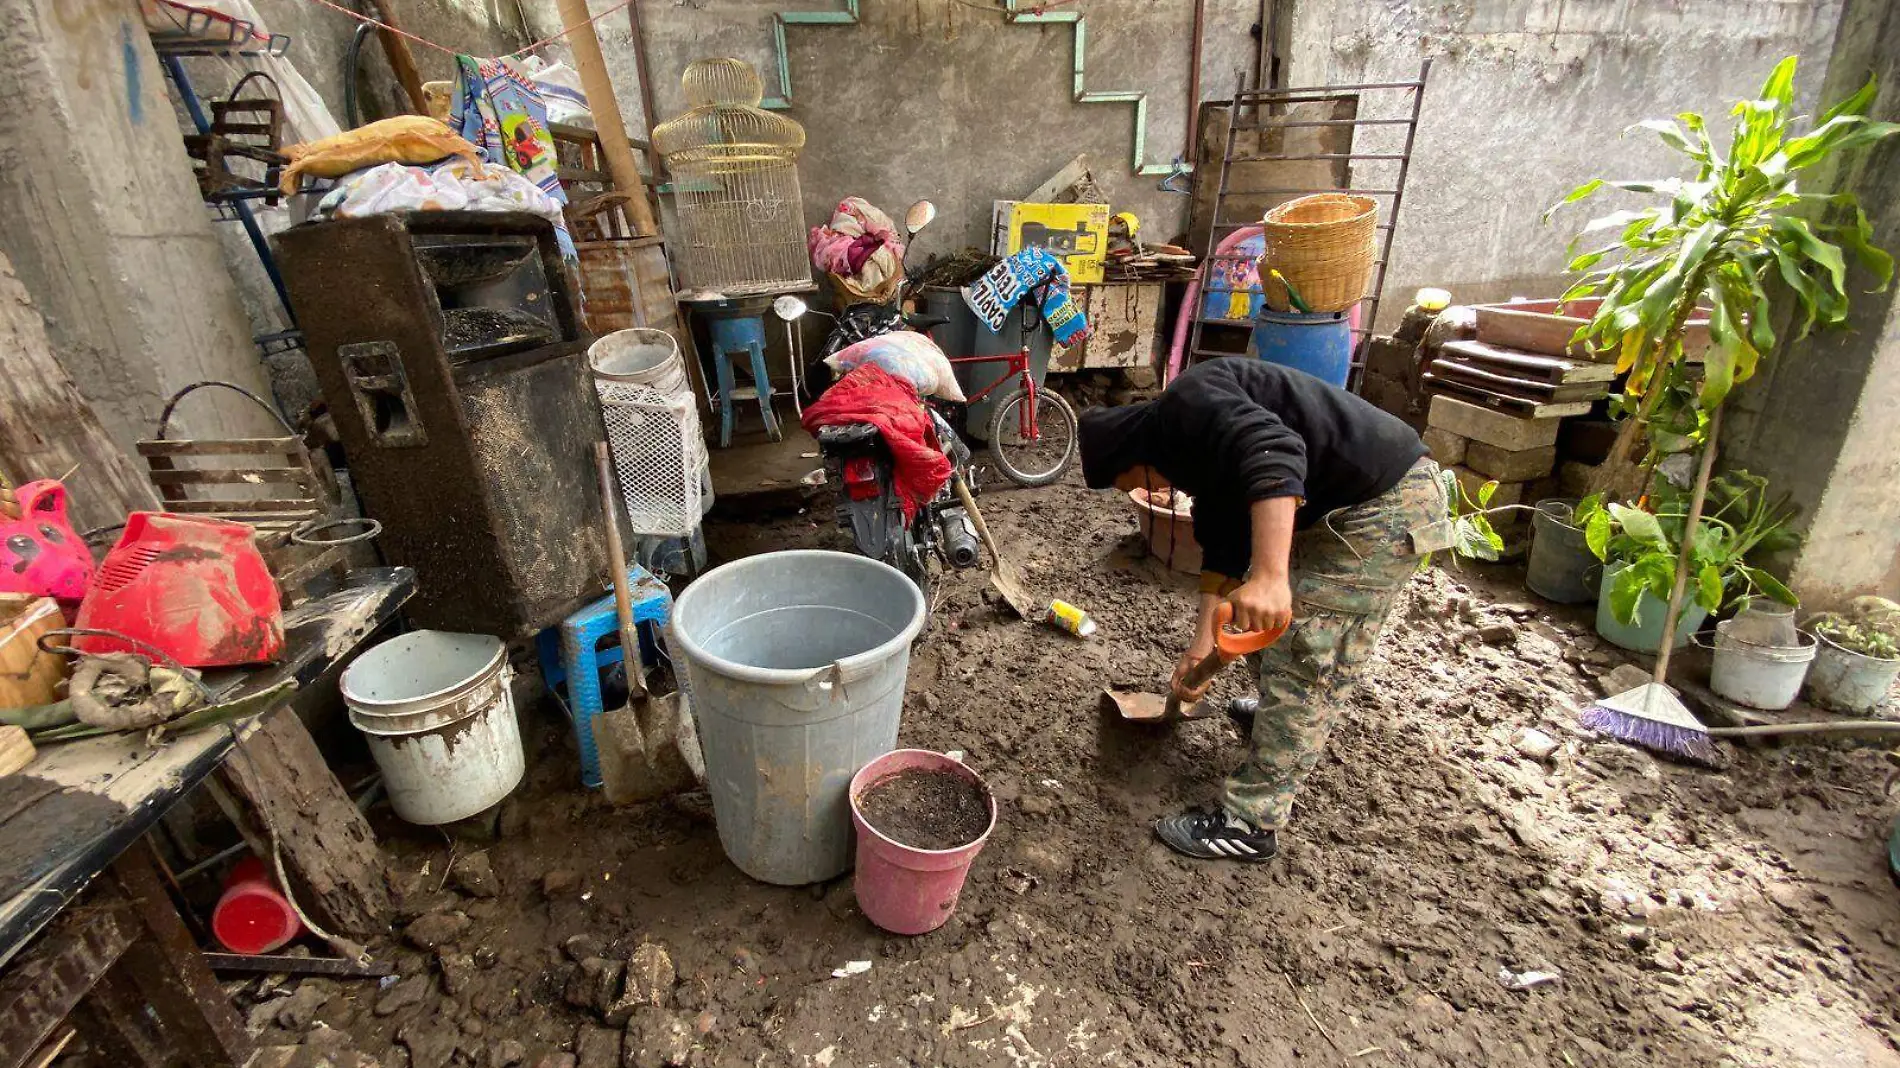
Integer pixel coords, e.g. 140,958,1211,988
160,472,1900,1067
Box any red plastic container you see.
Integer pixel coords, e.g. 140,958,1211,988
75,512,284,667
212,857,302,954
849,750,997,936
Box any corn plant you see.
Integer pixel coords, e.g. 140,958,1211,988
1547,56,1900,455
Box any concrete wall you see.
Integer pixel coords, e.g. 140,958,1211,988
1722,0,1900,607
0,0,280,459
1283,0,1841,323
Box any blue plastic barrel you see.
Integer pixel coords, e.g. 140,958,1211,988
1249,309,1353,387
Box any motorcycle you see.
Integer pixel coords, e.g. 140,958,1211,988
785,199,982,587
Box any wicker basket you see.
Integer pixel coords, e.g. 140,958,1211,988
1260,194,1378,313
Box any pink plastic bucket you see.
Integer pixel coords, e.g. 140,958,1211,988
849,750,997,935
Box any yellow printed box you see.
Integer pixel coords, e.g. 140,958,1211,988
990,201,1109,285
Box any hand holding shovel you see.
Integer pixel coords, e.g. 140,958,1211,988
1102,604,1285,723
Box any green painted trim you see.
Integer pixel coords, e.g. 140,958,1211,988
758,0,1186,176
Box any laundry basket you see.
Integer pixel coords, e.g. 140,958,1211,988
1260,194,1378,313
591,329,712,537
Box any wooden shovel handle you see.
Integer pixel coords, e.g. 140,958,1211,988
594,442,646,703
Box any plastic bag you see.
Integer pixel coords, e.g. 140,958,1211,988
281,116,483,193
824,331,967,403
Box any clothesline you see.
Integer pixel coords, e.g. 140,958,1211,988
299,0,637,60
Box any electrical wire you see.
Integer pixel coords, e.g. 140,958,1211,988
300,0,638,59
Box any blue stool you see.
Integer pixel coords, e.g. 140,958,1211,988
535,564,674,788
707,315,782,447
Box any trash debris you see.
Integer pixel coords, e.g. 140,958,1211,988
831,960,873,979
1042,599,1097,637
1498,966,1561,990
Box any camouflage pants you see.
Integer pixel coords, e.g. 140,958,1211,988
1221,459,1446,830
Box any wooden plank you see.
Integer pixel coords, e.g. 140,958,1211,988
1437,339,1618,383
160,500,320,515
1423,375,1593,419
557,166,613,185
1428,359,1607,403
0,251,159,532
136,438,302,457
143,467,316,486
110,841,250,1067
0,901,139,1068
1024,154,1095,204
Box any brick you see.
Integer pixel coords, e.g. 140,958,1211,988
1465,441,1557,482
1421,426,1467,467
1452,466,1526,509
1427,395,1561,451
1364,335,1419,381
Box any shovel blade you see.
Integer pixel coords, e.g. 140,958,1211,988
597,694,700,805
989,559,1036,618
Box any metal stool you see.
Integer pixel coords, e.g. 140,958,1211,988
707,315,782,447
535,564,673,788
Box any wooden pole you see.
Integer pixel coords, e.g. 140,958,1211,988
625,0,665,177
553,0,660,237
360,0,428,116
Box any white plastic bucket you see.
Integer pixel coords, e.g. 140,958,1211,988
343,631,524,825
1709,620,1815,711
590,328,689,396
1806,634,1900,715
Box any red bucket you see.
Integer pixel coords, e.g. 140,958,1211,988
849,750,997,936
212,857,302,954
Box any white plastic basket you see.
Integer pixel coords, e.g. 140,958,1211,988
591,330,712,537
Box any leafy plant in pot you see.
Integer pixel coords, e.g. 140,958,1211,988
1806,597,1900,714
1574,469,1799,653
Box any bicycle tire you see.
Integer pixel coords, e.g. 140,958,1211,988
986,386,1078,487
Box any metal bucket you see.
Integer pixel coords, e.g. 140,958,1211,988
670,550,927,885
1709,620,1815,711
1527,499,1597,604
1806,635,1900,715
343,631,524,825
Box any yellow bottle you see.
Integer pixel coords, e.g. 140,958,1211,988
1044,600,1097,638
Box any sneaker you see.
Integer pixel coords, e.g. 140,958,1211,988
1226,696,1259,734
1153,808,1279,862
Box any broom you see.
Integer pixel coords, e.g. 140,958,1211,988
1577,408,1724,764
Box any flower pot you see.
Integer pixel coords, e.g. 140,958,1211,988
1526,499,1597,604
1128,487,1201,574
1595,562,1709,653
1805,634,1900,715
1708,620,1814,711
849,750,997,935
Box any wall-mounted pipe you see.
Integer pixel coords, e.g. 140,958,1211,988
1185,0,1206,157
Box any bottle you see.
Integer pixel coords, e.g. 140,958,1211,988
1044,599,1097,638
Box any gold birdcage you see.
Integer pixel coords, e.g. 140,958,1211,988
652,59,809,296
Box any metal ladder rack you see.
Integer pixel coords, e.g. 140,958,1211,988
1182,61,1429,391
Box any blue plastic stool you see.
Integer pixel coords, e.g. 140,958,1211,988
535,564,673,788
707,315,782,447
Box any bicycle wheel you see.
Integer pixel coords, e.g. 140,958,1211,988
986,386,1078,487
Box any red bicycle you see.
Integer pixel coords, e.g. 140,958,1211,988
940,347,1078,487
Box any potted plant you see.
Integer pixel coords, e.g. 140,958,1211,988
1574,470,1799,653
1545,56,1898,681
1806,598,1900,714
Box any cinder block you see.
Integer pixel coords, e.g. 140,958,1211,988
1558,418,1619,466
1465,441,1557,482
1421,426,1467,467
1359,372,1419,426
1364,335,1419,381
1427,395,1561,451
1452,466,1526,509
1558,460,1599,499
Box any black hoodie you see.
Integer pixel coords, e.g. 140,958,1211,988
1079,359,1425,578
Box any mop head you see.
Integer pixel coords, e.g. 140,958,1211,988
1577,683,1720,766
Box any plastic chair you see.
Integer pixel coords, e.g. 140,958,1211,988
706,316,782,447
534,563,673,788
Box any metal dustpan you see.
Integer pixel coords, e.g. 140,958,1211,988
1102,605,1284,723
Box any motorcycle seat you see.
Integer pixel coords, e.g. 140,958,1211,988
815,422,882,447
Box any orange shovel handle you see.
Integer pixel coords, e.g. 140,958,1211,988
1211,602,1286,658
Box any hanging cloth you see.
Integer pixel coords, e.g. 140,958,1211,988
450,55,575,258
959,248,1089,345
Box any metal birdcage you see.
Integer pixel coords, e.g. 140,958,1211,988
652,59,809,296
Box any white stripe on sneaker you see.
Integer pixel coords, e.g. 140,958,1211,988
1207,839,1233,856
1232,840,1256,855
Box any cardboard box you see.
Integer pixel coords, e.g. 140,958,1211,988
992,201,1109,285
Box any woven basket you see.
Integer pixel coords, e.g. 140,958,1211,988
1260,194,1378,313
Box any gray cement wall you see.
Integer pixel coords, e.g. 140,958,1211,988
1284,0,1841,323
0,0,281,460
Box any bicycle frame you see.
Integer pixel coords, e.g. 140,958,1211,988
941,349,1042,442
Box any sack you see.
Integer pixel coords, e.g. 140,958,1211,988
824,331,967,403
281,116,483,193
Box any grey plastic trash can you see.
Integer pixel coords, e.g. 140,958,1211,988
919,286,1053,439
670,550,927,885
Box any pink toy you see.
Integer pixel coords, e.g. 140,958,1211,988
0,481,93,607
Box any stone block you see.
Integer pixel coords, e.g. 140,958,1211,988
1452,466,1526,509
1558,460,1599,499
1465,441,1558,481
1421,427,1467,467
1364,335,1419,381
1558,418,1619,465
1360,372,1422,427
1428,395,1561,451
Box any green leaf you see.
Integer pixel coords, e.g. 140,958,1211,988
1610,504,1668,548
1633,118,1706,160
1741,565,1798,605
1696,564,1725,612
1545,179,1605,221
1609,565,1648,626
1759,56,1797,110
1821,75,1878,122
1585,509,1613,560
1476,480,1499,508
1834,203,1895,291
